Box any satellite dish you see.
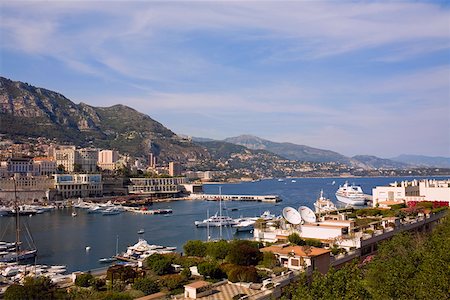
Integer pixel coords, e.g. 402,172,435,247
282,207,302,225
298,206,317,223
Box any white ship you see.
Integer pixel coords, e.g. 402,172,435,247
314,190,337,213
195,213,237,227
335,182,367,206
120,239,176,261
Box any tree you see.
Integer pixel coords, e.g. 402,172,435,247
197,261,225,279
261,251,279,268
132,277,159,295
73,163,83,173
183,240,207,257
4,276,58,300
288,233,305,246
57,164,65,173
227,266,260,283
146,254,174,275
206,240,230,260
226,240,262,266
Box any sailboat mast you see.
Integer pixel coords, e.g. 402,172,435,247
219,186,222,239
206,209,210,242
13,176,20,262
116,235,119,256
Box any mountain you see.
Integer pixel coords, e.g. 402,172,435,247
390,154,450,168
224,134,351,164
351,155,410,169
0,76,207,162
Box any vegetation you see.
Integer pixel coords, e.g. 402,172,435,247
4,276,62,300
225,240,262,266
75,273,94,287
282,212,450,299
183,240,207,257
132,277,159,295
197,261,225,279
146,253,174,275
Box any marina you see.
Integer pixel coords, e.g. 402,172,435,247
0,176,448,273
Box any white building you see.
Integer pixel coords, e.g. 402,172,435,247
33,157,57,176
372,179,450,208
53,174,102,198
128,177,186,196
54,147,98,173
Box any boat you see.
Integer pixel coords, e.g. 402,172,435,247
195,213,237,227
233,218,256,232
99,236,118,263
291,179,297,183
335,182,367,206
314,190,337,213
102,207,121,216
137,229,145,234
0,180,37,263
71,211,77,217
119,239,176,261
277,179,284,182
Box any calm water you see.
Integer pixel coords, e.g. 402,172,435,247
1,176,448,272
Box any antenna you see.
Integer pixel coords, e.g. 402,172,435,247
282,207,302,225
298,206,317,223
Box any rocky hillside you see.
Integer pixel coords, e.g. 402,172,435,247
0,76,207,162
351,155,410,169
390,154,450,168
224,134,351,164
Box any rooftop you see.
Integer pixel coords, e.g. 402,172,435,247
260,245,330,257
184,280,210,289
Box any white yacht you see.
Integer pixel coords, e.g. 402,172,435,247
121,239,176,261
194,213,237,227
314,190,337,213
335,182,367,206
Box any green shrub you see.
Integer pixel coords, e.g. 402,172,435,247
198,261,226,279
183,240,207,257
146,254,174,275
75,273,94,287
261,251,279,268
288,233,305,246
100,291,132,300
304,238,322,247
132,277,159,295
159,274,185,290
206,240,230,260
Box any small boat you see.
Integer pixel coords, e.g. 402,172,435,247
99,257,117,263
137,229,145,234
291,179,297,183
85,246,91,251
71,212,77,217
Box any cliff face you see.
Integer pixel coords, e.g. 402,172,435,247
0,77,208,162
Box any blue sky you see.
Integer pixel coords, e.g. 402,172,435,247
1,1,449,158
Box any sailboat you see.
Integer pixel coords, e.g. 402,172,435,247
99,235,118,263
0,177,37,262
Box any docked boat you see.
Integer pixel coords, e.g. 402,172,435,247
233,218,256,232
335,182,367,206
314,190,337,213
119,239,176,261
194,213,238,227
137,229,145,234
102,207,122,216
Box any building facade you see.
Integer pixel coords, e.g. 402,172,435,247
53,174,103,199
98,150,119,171
128,177,187,197
33,157,57,176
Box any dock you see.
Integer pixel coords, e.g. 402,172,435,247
189,194,281,202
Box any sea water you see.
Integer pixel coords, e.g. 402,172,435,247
0,176,448,272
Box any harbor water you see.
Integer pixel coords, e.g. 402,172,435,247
1,176,448,272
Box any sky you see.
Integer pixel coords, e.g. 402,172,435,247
1,1,449,158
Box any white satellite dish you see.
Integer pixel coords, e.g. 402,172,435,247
298,206,317,223
282,207,302,225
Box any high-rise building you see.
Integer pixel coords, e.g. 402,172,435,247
169,162,182,177
98,150,119,171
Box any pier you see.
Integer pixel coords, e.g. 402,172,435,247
189,193,281,202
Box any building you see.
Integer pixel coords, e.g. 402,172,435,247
77,148,99,173
128,177,187,198
33,157,57,176
4,157,34,175
98,150,119,171
260,244,331,274
54,147,98,173
0,174,55,202
54,146,77,173
53,174,102,199
169,162,182,177
372,179,450,208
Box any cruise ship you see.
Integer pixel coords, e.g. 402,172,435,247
335,182,367,206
